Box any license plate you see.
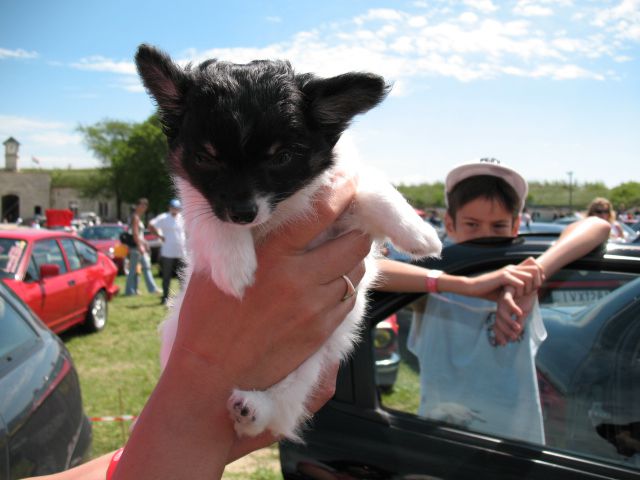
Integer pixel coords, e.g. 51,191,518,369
550,289,610,305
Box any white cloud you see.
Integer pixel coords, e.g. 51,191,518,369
0,47,38,59
69,2,637,91
0,115,67,133
408,15,428,28
116,77,145,93
463,0,498,14
70,56,136,75
531,63,604,80
459,12,479,24
591,0,640,41
0,115,97,169
354,8,404,25
29,131,83,147
513,1,554,17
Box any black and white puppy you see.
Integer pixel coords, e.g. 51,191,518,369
135,44,441,440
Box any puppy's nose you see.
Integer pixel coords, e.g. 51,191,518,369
228,202,258,224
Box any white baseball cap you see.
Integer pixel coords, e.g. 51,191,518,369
445,158,528,212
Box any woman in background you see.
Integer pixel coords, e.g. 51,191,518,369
587,197,626,242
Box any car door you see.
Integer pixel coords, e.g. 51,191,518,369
280,249,640,479
18,239,78,332
59,238,94,321
0,409,8,480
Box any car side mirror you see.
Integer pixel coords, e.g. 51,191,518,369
39,264,60,279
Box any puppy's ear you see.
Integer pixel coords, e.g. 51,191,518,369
299,72,390,146
135,44,189,138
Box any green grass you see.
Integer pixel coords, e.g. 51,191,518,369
61,274,166,454
380,362,421,415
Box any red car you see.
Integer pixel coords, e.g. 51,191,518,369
80,223,130,274
0,228,119,334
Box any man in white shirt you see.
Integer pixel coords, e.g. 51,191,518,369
149,199,187,304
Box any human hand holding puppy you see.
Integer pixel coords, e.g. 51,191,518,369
112,177,372,480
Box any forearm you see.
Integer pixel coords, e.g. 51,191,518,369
148,224,160,237
376,258,469,294
536,217,610,277
113,349,235,479
22,452,113,480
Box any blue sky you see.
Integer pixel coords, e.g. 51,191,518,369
1,0,638,187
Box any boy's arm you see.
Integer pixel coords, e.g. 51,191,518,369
534,216,611,278
493,216,611,345
376,258,542,300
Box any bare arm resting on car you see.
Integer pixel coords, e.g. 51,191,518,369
492,216,611,345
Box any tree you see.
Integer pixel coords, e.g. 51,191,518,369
78,115,173,219
120,115,173,212
610,182,640,211
77,120,134,219
396,182,445,208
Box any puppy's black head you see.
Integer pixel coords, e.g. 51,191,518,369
135,44,389,225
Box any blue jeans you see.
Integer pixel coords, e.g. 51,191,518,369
125,248,159,295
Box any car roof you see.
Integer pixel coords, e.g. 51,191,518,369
0,227,77,240
370,235,640,323
416,235,640,273
83,223,124,228
518,222,566,235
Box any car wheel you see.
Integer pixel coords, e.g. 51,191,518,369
84,290,108,333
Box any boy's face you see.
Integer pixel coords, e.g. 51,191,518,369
445,196,520,243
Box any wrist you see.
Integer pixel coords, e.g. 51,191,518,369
425,269,443,293
439,274,471,296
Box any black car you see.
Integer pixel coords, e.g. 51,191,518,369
0,281,92,479
280,236,640,479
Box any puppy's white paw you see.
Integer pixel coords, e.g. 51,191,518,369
228,390,273,437
390,218,442,259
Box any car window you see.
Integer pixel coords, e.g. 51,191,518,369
73,239,98,267
0,295,38,361
376,269,639,470
80,225,123,241
24,256,40,282
0,238,27,279
60,238,82,270
32,239,68,274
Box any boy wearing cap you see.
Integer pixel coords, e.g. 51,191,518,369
377,158,610,444
149,199,187,304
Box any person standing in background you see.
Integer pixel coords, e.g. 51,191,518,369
124,198,160,296
149,199,187,304
587,197,626,241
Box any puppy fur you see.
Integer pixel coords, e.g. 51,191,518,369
135,44,442,440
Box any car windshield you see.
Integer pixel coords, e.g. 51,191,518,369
0,238,27,279
80,226,123,241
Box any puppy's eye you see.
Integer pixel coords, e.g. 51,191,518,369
194,154,220,169
270,149,293,168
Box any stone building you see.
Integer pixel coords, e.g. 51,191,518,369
0,137,120,223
